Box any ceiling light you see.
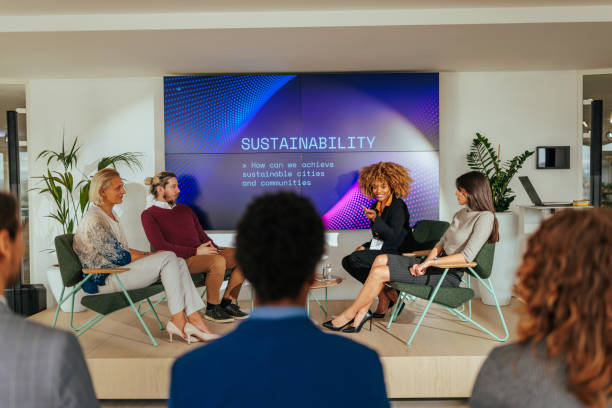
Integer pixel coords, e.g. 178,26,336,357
583,121,588,128
606,131,612,140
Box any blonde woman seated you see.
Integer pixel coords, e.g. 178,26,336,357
471,208,612,408
73,168,217,343
324,171,499,333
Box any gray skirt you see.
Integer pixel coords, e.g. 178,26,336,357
387,254,463,287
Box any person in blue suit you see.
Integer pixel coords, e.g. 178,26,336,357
169,192,389,408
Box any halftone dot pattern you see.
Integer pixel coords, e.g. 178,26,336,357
323,152,439,230
165,75,296,154
409,92,439,148
323,182,375,229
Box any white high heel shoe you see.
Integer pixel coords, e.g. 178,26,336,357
167,321,199,344
184,323,220,342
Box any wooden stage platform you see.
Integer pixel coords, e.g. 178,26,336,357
29,298,519,400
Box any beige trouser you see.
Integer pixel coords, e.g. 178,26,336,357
98,251,205,316
185,247,245,305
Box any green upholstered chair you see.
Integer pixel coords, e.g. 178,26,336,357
52,234,166,346
411,220,450,250
386,242,509,346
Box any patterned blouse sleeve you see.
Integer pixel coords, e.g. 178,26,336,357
83,214,131,266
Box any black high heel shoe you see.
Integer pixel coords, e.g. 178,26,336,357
373,289,406,318
342,311,373,333
322,318,354,331
372,300,394,319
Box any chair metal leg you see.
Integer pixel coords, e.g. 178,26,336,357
75,314,105,337
386,291,404,329
444,270,508,342
146,298,164,330
404,269,449,346
324,287,328,314
308,290,328,315
467,275,472,319
114,275,159,347
52,286,66,328
53,275,93,329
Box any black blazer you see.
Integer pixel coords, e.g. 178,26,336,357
363,196,417,253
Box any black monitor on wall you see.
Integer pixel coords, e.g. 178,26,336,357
536,146,570,169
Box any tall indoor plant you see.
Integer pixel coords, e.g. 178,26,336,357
466,132,534,305
467,132,534,212
34,135,143,234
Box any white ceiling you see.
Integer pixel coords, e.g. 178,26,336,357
2,0,612,15
1,2,612,78
2,22,612,78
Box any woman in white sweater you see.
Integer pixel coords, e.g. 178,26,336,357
324,171,499,333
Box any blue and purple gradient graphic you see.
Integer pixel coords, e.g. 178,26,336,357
165,73,439,230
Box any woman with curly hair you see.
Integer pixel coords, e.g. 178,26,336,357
471,208,612,408
325,171,498,333
341,161,418,318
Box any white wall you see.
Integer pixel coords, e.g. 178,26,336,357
439,71,581,219
26,71,581,303
27,78,164,303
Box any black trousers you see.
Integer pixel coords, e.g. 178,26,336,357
341,250,386,284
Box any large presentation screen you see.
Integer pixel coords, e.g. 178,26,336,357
164,73,439,230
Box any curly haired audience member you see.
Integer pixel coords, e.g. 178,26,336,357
169,192,389,408
471,208,612,408
341,161,418,318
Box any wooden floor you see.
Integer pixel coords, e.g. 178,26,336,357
29,298,520,400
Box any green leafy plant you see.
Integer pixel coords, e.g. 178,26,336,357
466,132,534,212
33,134,143,234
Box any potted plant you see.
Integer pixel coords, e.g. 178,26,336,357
466,132,534,305
33,134,142,311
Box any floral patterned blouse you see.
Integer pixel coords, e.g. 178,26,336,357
73,205,131,294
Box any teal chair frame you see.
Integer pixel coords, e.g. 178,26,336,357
52,235,165,347
386,243,509,346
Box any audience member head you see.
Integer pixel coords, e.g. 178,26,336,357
358,161,412,201
235,192,324,305
516,208,612,407
455,171,499,242
144,171,179,205
89,168,124,207
0,191,24,294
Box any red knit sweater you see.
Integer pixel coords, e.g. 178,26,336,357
141,204,217,259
